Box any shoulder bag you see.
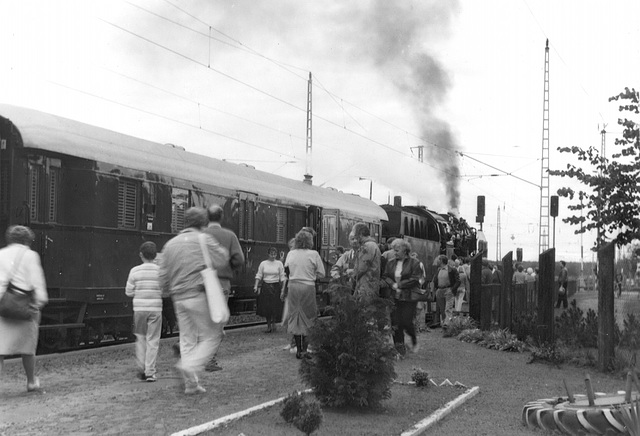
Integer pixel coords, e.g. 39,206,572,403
0,248,34,320
198,234,230,324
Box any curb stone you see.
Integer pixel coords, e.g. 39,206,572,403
171,386,480,436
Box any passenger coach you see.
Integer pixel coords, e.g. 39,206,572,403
0,105,387,352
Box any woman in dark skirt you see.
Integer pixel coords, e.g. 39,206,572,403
254,247,286,333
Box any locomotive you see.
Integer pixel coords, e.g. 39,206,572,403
381,197,481,279
0,105,481,352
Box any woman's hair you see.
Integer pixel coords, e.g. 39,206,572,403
294,230,314,249
517,265,524,272
438,254,449,266
390,238,411,255
267,246,278,256
6,225,35,246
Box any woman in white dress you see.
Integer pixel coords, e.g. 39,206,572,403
0,225,48,391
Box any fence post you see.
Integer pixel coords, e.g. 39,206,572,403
469,253,483,324
598,242,615,371
537,248,555,344
501,252,513,330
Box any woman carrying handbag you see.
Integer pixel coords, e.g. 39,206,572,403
0,226,48,392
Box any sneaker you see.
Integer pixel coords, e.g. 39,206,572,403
184,385,206,395
146,374,157,382
204,359,222,372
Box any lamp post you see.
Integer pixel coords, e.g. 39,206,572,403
359,177,372,200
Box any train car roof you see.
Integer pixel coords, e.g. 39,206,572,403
0,104,387,221
381,204,447,223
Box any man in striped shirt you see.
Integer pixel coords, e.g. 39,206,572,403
125,241,163,382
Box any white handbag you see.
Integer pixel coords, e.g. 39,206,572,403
198,234,230,324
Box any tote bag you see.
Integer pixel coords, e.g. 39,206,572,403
198,234,230,324
0,248,33,320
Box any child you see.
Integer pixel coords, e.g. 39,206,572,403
125,242,163,382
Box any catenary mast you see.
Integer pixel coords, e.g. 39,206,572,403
538,40,551,254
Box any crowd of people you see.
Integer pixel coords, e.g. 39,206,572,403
4,212,570,395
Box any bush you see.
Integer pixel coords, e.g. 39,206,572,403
281,391,305,424
442,316,477,338
411,368,430,387
299,285,397,409
457,328,484,344
293,399,323,436
620,313,640,350
480,328,526,352
280,392,324,435
527,342,569,366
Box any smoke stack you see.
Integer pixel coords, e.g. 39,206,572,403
303,174,313,185
394,196,402,207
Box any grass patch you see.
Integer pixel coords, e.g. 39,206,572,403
206,383,464,436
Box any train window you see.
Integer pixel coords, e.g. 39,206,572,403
0,161,8,218
171,188,189,233
117,179,138,229
28,163,42,222
47,166,60,223
247,200,255,239
238,198,255,240
276,207,287,243
238,199,246,239
403,217,409,235
322,214,336,247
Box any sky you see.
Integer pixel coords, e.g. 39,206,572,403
1,0,639,263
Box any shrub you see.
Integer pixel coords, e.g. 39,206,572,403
293,398,323,436
280,392,324,435
527,342,568,366
281,391,305,424
442,316,477,338
299,285,397,409
411,368,430,387
457,328,484,343
512,311,538,342
480,328,526,352
620,313,640,350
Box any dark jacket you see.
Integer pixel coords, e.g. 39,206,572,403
432,265,461,295
382,257,423,301
203,223,244,288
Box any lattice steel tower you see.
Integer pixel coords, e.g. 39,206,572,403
538,40,550,254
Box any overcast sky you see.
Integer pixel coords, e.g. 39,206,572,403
2,0,639,263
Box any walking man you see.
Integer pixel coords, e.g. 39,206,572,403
350,222,381,299
158,207,229,394
203,204,245,372
556,260,569,309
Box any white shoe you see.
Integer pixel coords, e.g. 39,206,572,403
27,377,40,392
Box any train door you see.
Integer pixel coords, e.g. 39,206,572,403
321,209,339,266
306,205,322,252
0,122,10,240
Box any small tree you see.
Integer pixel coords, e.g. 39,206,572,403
299,285,396,408
550,87,640,247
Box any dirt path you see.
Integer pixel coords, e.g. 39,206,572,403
0,324,628,435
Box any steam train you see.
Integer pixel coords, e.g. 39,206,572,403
0,105,481,352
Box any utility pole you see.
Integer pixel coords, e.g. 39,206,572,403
496,206,502,262
538,39,551,255
410,146,424,162
303,72,313,185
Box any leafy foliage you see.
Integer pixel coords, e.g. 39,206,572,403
549,87,640,247
620,313,640,350
292,399,323,436
555,299,599,348
442,315,477,338
280,392,324,435
456,327,525,352
281,391,305,424
527,342,568,366
411,368,430,387
299,284,397,409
